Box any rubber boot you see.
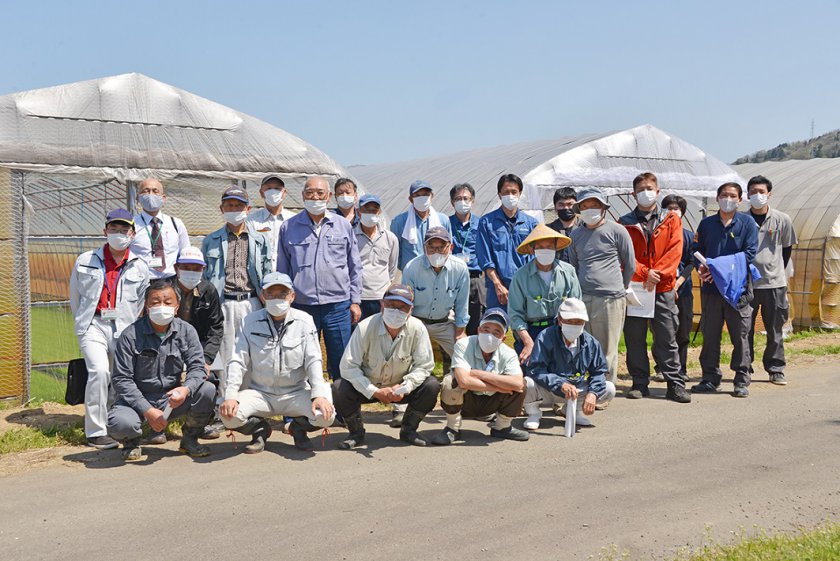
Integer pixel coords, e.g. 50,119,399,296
179,411,212,458
290,417,317,451
399,407,428,446
338,414,366,450
244,420,272,454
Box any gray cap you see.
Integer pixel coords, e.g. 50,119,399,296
575,186,610,209
262,272,294,290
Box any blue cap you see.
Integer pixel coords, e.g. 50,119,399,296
106,208,134,226
222,186,249,203
480,307,510,331
358,193,381,208
262,272,294,290
409,180,432,195
383,283,414,306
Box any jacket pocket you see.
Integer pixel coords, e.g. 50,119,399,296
281,337,304,371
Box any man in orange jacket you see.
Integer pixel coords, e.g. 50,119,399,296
618,172,691,403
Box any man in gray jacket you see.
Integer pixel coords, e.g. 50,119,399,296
220,272,335,454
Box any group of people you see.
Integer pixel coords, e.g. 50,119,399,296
68,170,796,461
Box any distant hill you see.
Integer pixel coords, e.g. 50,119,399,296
733,129,840,164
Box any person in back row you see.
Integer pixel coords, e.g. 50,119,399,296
390,180,452,270
449,182,485,335
333,177,360,227
355,194,399,320
547,187,579,263
130,178,190,280
246,175,296,271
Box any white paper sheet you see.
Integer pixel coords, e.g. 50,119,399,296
626,281,656,318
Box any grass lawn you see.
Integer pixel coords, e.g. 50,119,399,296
31,305,79,364
672,524,840,561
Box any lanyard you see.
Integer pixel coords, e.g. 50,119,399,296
454,222,471,249
103,257,125,309
141,215,164,248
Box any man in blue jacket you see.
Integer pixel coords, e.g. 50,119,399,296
522,298,616,431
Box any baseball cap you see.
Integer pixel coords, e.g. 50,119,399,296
176,247,206,266
105,208,134,227
222,186,249,204
260,175,286,188
262,272,294,290
480,307,510,331
575,186,610,209
358,193,381,208
424,226,451,244
383,283,414,306
557,298,589,322
409,180,433,196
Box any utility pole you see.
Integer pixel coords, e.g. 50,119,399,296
810,119,815,139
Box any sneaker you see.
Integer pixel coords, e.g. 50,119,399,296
489,426,530,441
430,427,460,446
121,439,143,461
769,372,787,386
575,413,593,427
732,384,750,398
665,386,692,403
523,403,543,431
144,431,167,445
652,372,666,383
201,425,221,440
626,387,650,399
86,435,119,450
690,380,720,394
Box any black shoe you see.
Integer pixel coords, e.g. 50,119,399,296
244,420,272,454
666,385,692,403
430,427,460,446
769,372,787,386
389,409,404,428
121,438,143,461
489,426,530,441
338,414,366,450
144,431,167,445
179,430,211,457
691,380,720,394
626,387,650,399
399,407,428,447
290,418,315,451
679,372,690,382
86,435,119,450
201,425,221,440
732,384,750,398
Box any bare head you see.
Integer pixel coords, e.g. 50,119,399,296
138,178,165,196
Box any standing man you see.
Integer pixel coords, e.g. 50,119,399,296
355,193,399,320
277,176,363,381
247,175,296,272
333,177,360,227
691,182,759,398
746,175,797,386
618,173,690,403
476,174,538,309
130,178,190,280
69,209,149,449
202,186,271,384
220,273,335,454
547,187,579,263
567,187,635,384
390,180,452,270
333,284,440,448
661,194,695,381
449,183,485,336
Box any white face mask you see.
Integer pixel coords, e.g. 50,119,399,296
263,189,284,207
177,270,203,290
478,332,503,353
107,233,131,251
265,299,291,318
223,210,248,226
454,200,472,215
561,322,584,342
718,198,739,213
749,193,769,209
336,195,356,210
500,194,520,211
534,248,556,266
360,213,380,228
139,194,164,213
635,190,658,208
427,253,448,268
580,208,603,226
304,199,328,215
382,307,410,329
148,305,176,326
412,196,432,212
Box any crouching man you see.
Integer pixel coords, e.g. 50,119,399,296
431,308,529,445
107,279,217,461
333,284,439,448
523,298,616,431
220,273,335,454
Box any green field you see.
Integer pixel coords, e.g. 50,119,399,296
669,524,840,561
31,305,79,364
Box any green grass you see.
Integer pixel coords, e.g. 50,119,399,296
674,524,840,561
29,368,67,404
792,344,840,357
0,424,86,455
31,305,79,364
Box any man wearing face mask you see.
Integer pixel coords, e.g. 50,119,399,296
507,224,579,368
107,280,217,461
691,182,759,398
333,177,360,227
746,175,796,387
476,174,538,309
247,175,296,271
618,173,690,403
277,176,362,382
449,183,485,336
333,284,439,448
390,180,453,270
69,209,150,450
522,298,616,431
431,308,529,445
219,273,335,454
130,178,190,280
547,187,579,263
355,194,399,320
567,187,635,385
202,187,271,389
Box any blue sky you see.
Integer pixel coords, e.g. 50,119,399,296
2,1,839,166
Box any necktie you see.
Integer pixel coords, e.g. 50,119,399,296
151,217,164,257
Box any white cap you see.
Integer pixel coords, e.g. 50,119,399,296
176,246,206,266
557,298,589,322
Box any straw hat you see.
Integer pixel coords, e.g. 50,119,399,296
516,223,572,255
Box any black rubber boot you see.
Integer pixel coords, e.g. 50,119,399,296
244,420,272,454
234,416,263,436
338,414,366,450
121,438,143,462
399,407,428,447
290,417,317,451
179,412,212,457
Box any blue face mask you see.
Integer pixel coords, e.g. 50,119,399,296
139,194,164,212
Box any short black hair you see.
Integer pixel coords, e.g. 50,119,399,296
450,183,475,201
661,194,687,216
145,279,180,303
334,177,357,193
496,174,523,194
717,182,743,198
553,187,577,205
747,175,773,193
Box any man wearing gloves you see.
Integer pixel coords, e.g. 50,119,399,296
220,273,335,454
522,298,616,431
390,180,453,270
130,178,190,280
431,308,529,446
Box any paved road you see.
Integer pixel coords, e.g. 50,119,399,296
1,363,839,560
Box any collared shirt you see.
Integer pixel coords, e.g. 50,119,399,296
247,207,296,271
112,317,206,415
691,212,759,294
129,211,190,279
507,259,582,332
355,224,399,300
567,221,636,298
749,208,797,289
528,327,608,398
224,308,330,401
276,210,362,306
224,229,254,294
449,213,482,272
390,209,453,270
451,335,521,396
96,247,131,312
333,207,360,228
340,314,434,399
547,217,579,263
401,254,470,327
201,223,271,298
475,207,538,286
